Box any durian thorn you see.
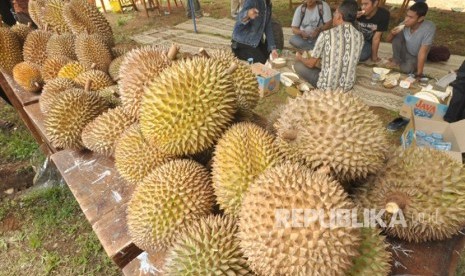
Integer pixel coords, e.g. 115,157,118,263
281,129,298,142
316,165,331,176
84,79,92,92
168,44,180,60
90,63,97,69
198,48,210,58
385,202,400,214
44,23,49,32
34,82,40,88
225,63,238,75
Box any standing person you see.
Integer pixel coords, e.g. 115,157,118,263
231,0,278,64
357,0,390,62
289,0,332,51
386,2,435,77
231,0,244,18
0,0,17,26
186,0,203,18
294,0,363,91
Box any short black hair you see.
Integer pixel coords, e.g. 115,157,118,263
338,0,359,23
409,2,428,17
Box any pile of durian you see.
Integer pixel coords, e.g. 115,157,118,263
3,1,465,275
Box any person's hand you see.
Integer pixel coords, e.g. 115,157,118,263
271,49,278,59
300,30,309,39
310,28,320,39
247,8,259,19
295,51,303,61
390,25,404,36
357,10,365,18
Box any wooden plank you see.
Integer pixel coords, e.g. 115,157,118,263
123,250,167,275
1,71,40,106
23,102,57,154
51,149,134,225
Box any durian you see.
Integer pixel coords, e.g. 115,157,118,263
0,27,23,75
45,89,109,149
111,43,139,57
238,163,361,275
81,106,136,156
41,56,72,81
127,159,215,251
75,33,113,72
12,62,43,93
57,61,86,80
140,57,237,156
28,0,46,29
42,0,70,33
23,30,52,66
114,123,174,184
46,33,77,60
164,215,253,275
359,147,465,242
40,78,76,114
118,46,172,118
74,70,114,91
97,85,121,108
274,90,389,183
11,23,32,46
108,55,124,81
212,122,279,217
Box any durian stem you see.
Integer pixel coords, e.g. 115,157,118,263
34,82,40,88
225,63,238,75
168,44,180,60
90,63,97,69
281,129,297,142
385,202,400,214
316,166,331,176
85,79,92,92
198,48,210,58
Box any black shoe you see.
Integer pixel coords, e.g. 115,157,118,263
387,117,409,132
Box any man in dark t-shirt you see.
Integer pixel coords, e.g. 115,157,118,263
357,0,390,62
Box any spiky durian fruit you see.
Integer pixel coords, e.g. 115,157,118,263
238,163,361,275
127,159,215,251
274,90,389,183
28,0,46,29
81,107,136,156
11,23,32,46
40,78,76,114
118,46,172,118
12,62,43,93
41,56,72,81
45,89,109,149
348,227,391,276
108,55,124,81
42,0,70,33
74,70,114,91
114,124,174,184
111,43,139,57
164,215,253,275
0,27,23,75
46,33,77,60
63,0,114,47
23,30,52,66
57,61,86,80
212,122,279,217
140,57,237,156
210,50,259,111
75,33,113,72
97,85,121,108
359,147,465,242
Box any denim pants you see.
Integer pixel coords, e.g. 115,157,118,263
294,61,320,88
360,41,372,62
289,34,316,51
392,34,418,74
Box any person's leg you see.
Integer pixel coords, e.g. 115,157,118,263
294,61,320,88
231,0,239,18
400,52,418,74
232,42,268,64
289,35,315,51
359,41,372,62
391,33,406,65
0,0,16,26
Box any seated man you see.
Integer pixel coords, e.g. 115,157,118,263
289,0,332,51
387,2,435,77
357,0,390,62
294,0,363,91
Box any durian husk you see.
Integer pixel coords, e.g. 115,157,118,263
40,78,76,114
164,215,253,275
12,62,43,93
28,0,46,29
11,23,32,47
45,89,109,150
274,89,389,183
41,56,72,82
114,123,174,185
97,85,121,108
43,0,70,33
23,30,52,66
62,0,114,47
46,33,77,60
74,70,114,91
238,163,361,275
111,43,139,57
359,146,465,242
209,50,259,111
140,57,237,156
127,159,215,251
57,61,86,80
81,106,137,157
118,45,172,118
108,55,125,81
212,122,280,217
0,27,23,75
75,33,113,72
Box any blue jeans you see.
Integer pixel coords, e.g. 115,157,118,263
294,61,320,88
289,34,316,51
360,41,372,62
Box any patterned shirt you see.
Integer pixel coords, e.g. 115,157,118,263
311,23,363,91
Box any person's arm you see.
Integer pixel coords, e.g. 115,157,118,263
238,0,256,24
296,52,319,68
416,45,430,76
371,31,382,62
292,26,308,39
386,27,401,43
